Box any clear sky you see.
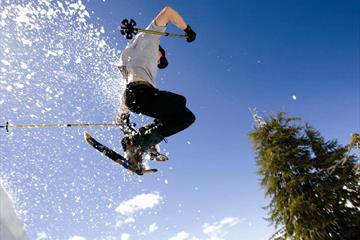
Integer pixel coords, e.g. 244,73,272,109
0,0,359,240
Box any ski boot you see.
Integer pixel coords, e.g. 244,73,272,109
149,145,169,161
121,122,164,166
139,121,168,161
121,134,145,172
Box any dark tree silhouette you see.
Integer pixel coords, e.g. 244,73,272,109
249,113,359,240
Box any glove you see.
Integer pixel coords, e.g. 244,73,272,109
116,112,130,125
121,113,130,125
184,25,196,43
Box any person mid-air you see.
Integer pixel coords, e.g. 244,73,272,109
117,6,197,169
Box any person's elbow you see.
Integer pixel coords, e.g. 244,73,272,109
162,6,173,13
161,6,175,17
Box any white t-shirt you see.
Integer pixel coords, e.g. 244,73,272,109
118,20,166,87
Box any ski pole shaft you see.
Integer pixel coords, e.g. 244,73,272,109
0,122,119,132
119,19,187,40
137,28,187,39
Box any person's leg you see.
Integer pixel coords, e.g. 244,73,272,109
125,84,195,135
159,106,195,137
124,83,195,150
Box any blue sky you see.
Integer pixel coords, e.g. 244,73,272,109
0,0,359,240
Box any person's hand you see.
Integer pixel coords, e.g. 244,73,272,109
116,112,130,125
184,25,196,42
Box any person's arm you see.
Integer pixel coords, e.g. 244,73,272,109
155,6,196,42
155,6,187,29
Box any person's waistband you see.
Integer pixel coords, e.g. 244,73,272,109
126,80,155,88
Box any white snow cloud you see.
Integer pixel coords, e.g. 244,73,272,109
116,216,136,228
36,232,48,240
125,217,135,224
115,192,162,216
121,233,131,240
68,236,86,240
203,217,242,240
115,192,162,229
168,231,199,240
149,223,158,233
168,216,244,240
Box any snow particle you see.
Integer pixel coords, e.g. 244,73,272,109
149,223,158,233
2,59,10,66
20,62,28,69
14,83,24,89
6,85,13,92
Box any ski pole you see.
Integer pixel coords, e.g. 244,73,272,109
119,18,187,40
137,29,186,39
0,121,119,133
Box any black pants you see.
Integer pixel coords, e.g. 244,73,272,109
125,82,195,137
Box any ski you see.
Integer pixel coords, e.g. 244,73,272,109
84,131,157,175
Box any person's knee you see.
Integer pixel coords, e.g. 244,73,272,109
185,109,196,127
170,92,186,106
155,6,173,27
178,95,187,106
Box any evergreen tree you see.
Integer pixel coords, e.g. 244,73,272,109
249,112,359,240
